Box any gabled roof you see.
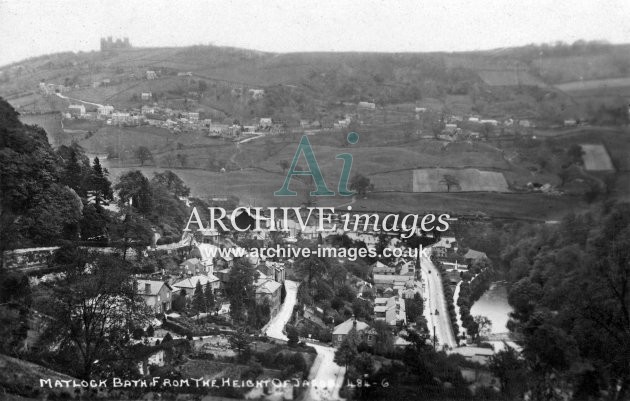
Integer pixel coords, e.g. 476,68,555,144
464,249,487,260
333,318,370,335
172,274,219,289
137,279,171,296
375,296,396,306
255,278,281,294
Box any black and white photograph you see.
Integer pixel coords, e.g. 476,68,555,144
1,1,630,400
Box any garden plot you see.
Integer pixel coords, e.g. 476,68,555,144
412,168,509,192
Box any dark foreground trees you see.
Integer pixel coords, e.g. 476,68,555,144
502,202,630,399
38,253,149,379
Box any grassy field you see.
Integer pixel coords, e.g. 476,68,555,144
105,164,583,220
412,168,509,192
16,90,629,221
581,144,615,171
351,191,585,221
106,166,312,207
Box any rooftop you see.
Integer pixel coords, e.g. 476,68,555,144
136,279,171,296
333,318,370,335
172,274,219,289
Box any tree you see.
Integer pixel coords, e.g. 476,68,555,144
488,344,527,398
348,351,375,386
0,270,32,356
177,153,188,167
110,212,152,261
229,329,251,359
79,203,110,243
503,203,630,399
115,171,153,215
405,292,425,327
193,281,205,313
151,170,190,198
86,157,113,206
39,254,149,379
171,292,187,312
287,324,299,347
132,327,145,340
225,258,256,323
566,144,584,165
250,298,271,329
146,325,155,337
135,146,153,166
473,315,492,339
163,153,175,168
204,283,214,312
372,320,394,355
439,174,460,192
295,253,330,304
334,329,359,368
58,143,91,197
0,102,84,252
349,174,374,198
22,183,83,244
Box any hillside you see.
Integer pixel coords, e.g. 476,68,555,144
3,41,630,122
3,41,630,221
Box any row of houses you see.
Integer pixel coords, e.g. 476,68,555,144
137,240,286,318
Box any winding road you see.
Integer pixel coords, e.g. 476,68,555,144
304,343,346,401
264,280,298,340
263,280,346,400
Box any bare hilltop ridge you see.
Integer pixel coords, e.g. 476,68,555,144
2,40,629,220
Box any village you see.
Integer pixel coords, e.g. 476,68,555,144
2,197,506,399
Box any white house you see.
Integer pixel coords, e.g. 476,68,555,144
479,119,499,126
358,101,376,110
68,104,86,117
97,105,114,117
259,118,273,128
141,105,155,115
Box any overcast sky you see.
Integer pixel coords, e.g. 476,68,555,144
1,0,629,66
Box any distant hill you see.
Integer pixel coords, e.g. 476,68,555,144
2,41,629,123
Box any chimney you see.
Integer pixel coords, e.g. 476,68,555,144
352,314,357,328
145,283,151,294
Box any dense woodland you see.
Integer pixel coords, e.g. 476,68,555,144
452,202,630,400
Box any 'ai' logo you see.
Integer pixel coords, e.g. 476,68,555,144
274,132,359,196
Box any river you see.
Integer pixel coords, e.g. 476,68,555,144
470,281,513,334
